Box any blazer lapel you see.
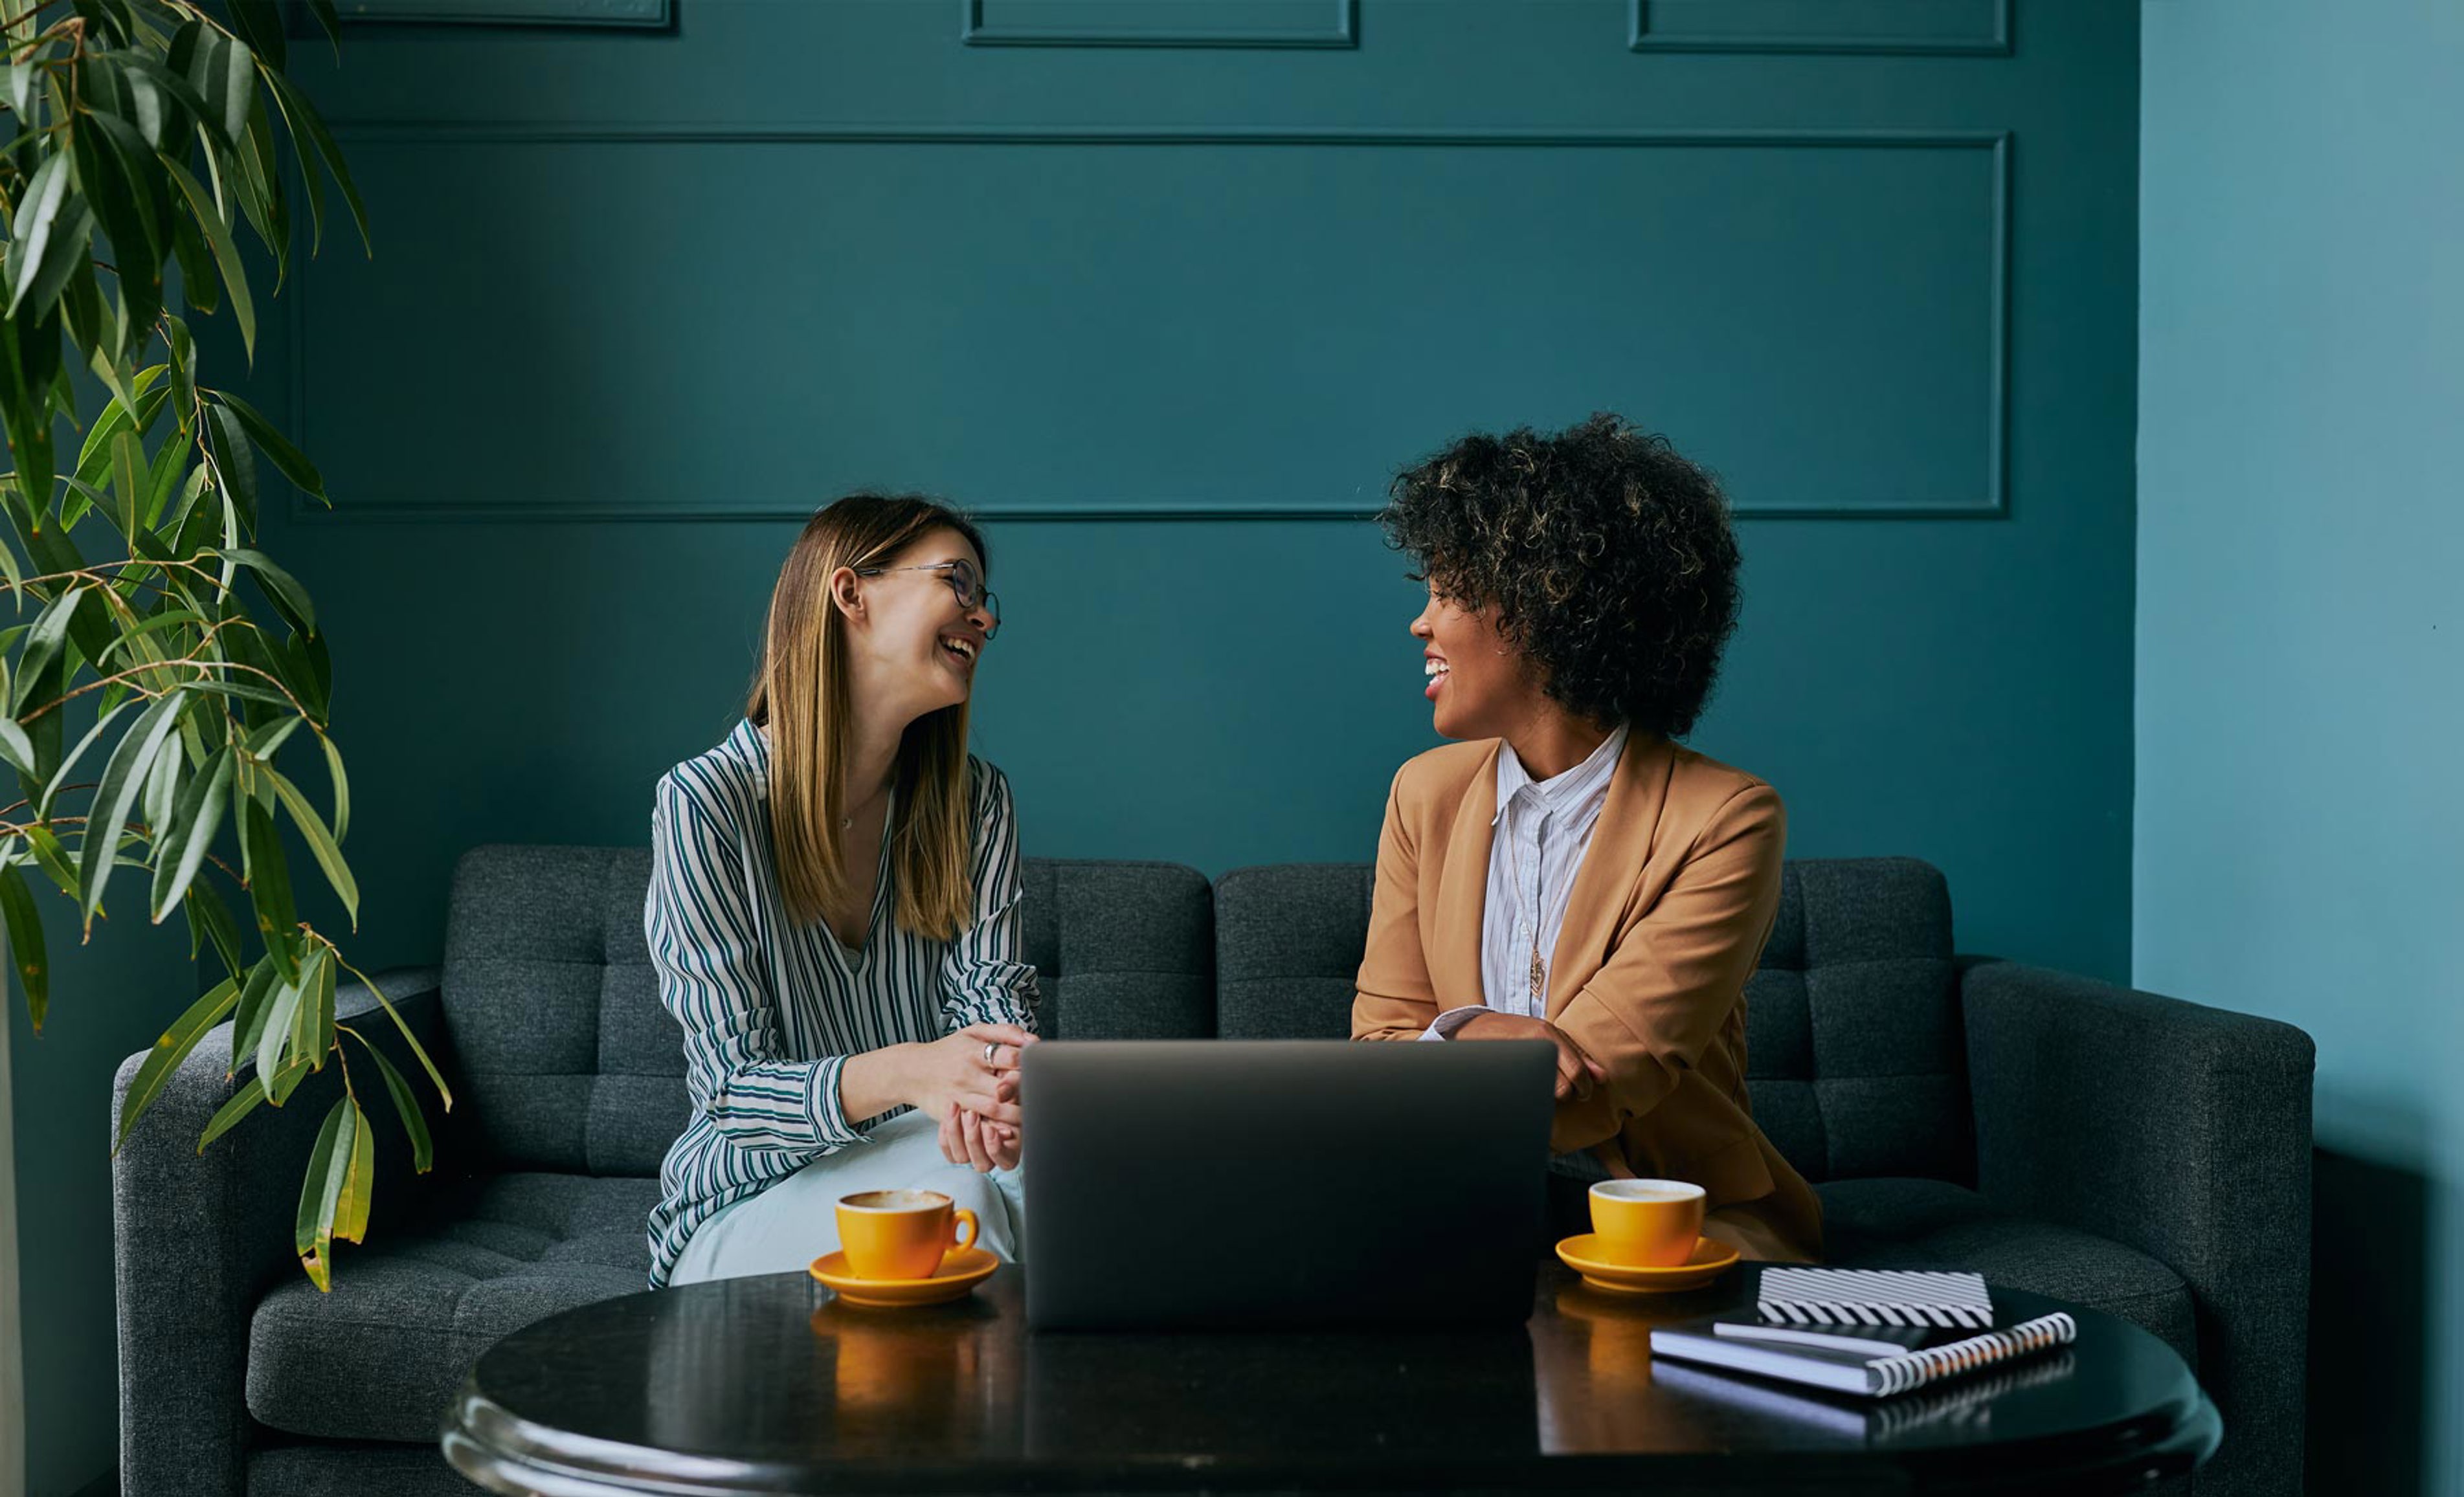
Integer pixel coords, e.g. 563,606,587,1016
1545,732,1675,1017
1429,741,1501,1011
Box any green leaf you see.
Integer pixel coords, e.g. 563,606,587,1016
142,713,185,840
252,970,303,1099
7,153,97,321
265,766,355,928
235,92,289,282
79,689,192,935
44,697,137,819
244,715,302,760
335,1091,374,1244
197,1072,267,1150
210,394,319,500
74,370,167,480
113,973,241,1152
166,159,255,360
262,69,368,254
184,877,245,984
295,1098,354,1292
166,21,254,150
319,735,350,843
112,428,144,537
168,194,221,319
201,401,258,533
0,865,50,1030
118,55,218,151
239,790,297,976
210,546,315,636
293,942,334,1072
193,678,293,713
151,743,232,922
0,716,33,779
165,316,199,438
82,50,174,151
12,586,86,715
328,955,452,1113
70,0,135,49
143,431,196,531
229,0,287,73
0,303,61,515
357,1034,432,1171
227,950,283,1071
22,826,78,900
71,114,168,345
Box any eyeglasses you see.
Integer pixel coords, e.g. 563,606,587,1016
853,557,1002,639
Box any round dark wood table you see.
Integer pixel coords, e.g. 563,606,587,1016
441,1261,2219,1496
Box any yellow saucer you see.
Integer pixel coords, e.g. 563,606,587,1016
1555,1233,1740,1294
809,1245,1000,1308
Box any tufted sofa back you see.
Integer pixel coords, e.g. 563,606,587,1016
440,848,1965,1185
1209,857,1971,1186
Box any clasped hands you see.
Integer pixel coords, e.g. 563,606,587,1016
1450,1010,1608,1102
908,1022,1036,1173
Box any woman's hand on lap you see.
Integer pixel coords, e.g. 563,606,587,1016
919,1022,1033,1168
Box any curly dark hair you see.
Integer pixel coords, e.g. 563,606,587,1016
1380,412,1742,738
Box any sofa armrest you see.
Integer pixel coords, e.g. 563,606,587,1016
112,965,445,1497
1961,959,2313,1494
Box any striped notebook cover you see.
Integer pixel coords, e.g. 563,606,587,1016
1757,1268,1995,1329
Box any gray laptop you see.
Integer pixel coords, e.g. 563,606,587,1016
1020,1039,1557,1331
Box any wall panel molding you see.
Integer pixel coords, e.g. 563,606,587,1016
1630,0,2010,56
963,0,1357,49
311,0,672,28
291,124,2010,524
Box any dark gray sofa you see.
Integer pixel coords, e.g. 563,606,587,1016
113,848,2314,1497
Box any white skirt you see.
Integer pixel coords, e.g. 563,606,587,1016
667,1108,1027,1285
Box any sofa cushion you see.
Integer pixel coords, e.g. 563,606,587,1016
1018,859,1215,1039
1213,863,1374,1039
248,1173,658,1443
442,845,684,1175
1745,859,1970,1186
1816,1176,2197,1365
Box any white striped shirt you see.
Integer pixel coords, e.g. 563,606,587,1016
1423,726,1629,1039
642,718,1038,1287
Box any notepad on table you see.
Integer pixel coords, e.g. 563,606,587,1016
1756,1267,1995,1329
1650,1310,2078,1399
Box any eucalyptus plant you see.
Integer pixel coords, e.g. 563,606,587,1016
0,0,442,1291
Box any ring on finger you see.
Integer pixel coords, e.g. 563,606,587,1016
982,1041,1000,1065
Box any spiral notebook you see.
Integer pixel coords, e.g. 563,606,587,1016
1757,1267,1996,1329
1649,1310,2078,1399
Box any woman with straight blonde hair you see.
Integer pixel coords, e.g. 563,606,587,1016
647,493,1036,1287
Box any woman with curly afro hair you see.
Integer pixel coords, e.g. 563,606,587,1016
1350,413,1820,1265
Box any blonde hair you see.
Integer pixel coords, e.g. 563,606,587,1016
746,494,987,941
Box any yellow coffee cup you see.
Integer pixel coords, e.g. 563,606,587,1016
1588,1178,1706,1267
836,1189,979,1281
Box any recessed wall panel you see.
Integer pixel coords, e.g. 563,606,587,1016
964,0,1357,47
1631,0,2010,54
295,129,2005,519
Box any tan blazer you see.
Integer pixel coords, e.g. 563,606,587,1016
1351,731,1822,1264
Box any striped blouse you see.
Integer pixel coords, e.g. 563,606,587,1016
642,718,1038,1287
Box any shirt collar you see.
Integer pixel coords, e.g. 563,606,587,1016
1491,724,1628,826
726,717,770,775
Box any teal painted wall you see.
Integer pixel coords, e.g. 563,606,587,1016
14,3,2142,1491
2137,2,2463,1493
